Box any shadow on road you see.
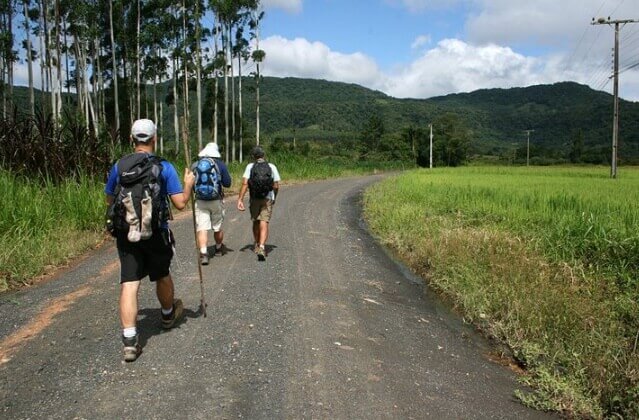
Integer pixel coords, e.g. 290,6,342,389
136,307,202,349
238,243,278,255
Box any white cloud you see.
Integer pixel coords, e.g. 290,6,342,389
386,39,547,98
257,35,639,101
464,0,639,50
261,0,302,14
411,35,432,50
260,35,384,88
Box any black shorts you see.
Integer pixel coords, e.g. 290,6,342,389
116,229,174,283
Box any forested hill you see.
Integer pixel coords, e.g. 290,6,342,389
9,77,639,162
250,77,639,162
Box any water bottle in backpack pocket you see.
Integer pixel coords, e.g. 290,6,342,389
194,158,221,200
105,153,167,242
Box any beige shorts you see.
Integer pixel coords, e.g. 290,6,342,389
249,198,273,222
195,199,225,232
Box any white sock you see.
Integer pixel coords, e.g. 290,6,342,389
161,307,173,316
216,243,222,249
122,327,137,338
200,247,207,254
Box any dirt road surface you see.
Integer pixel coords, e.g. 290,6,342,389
0,176,553,419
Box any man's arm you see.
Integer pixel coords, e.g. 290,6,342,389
272,181,279,203
169,168,195,210
237,178,249,211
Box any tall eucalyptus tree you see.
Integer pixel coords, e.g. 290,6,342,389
22,0,35,115
249,8,264,145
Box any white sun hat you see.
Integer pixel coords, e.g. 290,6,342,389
198,142,222,158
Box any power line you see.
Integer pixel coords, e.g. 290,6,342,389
564,0,610,72
619,61,639,74
610,0,626,16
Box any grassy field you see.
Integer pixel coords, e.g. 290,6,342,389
363,166,639,418
0,153,407,293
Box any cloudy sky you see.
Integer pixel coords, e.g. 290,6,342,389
256,0,639,101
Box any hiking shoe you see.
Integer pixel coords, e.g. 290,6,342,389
256,246,266,261
200,252,209,266
161,299,184,329
122,335,141,362
215,243,228,256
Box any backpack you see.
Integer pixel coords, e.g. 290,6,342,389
248,160,274,199
194,158,221,200
105,153,167,242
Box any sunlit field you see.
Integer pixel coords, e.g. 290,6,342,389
364,166,639,418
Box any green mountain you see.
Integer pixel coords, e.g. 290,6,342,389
247,77,639,163
8,77,639,163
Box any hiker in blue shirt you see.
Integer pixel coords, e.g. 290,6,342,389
105,118,195,362
191,142,232,265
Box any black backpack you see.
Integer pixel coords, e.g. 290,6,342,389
194,157,221,200
106,153,168,241
248,161,274,199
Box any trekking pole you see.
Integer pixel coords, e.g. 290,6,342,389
181,117,207,317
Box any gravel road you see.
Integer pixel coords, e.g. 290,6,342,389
0,175,554,419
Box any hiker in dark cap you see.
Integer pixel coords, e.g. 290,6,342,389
105,118,195,362
237,146,281,261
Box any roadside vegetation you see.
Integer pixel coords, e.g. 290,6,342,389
364,166,639,418
0,152,407,293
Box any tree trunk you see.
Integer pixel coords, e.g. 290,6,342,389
213,23,219,145
195,0,203,150
7,2,13,105
224,23,229,162
255,13,261,146
63,15,70,98
24,0,34,115
173,57,179,153
238,50,243,162
54,0,62,119
38,1,46,112
230,26,236,162
136,0,140,119
109,0,120,136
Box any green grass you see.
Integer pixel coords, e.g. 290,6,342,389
363,166,639,418
0,154,410,292
0,171,105,292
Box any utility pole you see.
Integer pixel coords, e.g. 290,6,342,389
524,129,534,166
591,17,638,178
429,123,433,169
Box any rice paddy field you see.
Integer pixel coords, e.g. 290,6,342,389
363,166,639,418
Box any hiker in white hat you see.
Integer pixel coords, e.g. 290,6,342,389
191,142,232,265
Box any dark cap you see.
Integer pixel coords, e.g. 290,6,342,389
252,146,265,159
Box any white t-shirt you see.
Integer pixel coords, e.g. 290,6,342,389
242,161,281,201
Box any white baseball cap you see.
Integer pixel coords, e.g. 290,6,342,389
131,119,157,142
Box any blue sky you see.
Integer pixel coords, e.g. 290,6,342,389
254,0,639,101
262,1,471,69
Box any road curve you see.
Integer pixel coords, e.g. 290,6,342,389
0,175,553,419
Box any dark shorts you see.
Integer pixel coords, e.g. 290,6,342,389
116,229,174,283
